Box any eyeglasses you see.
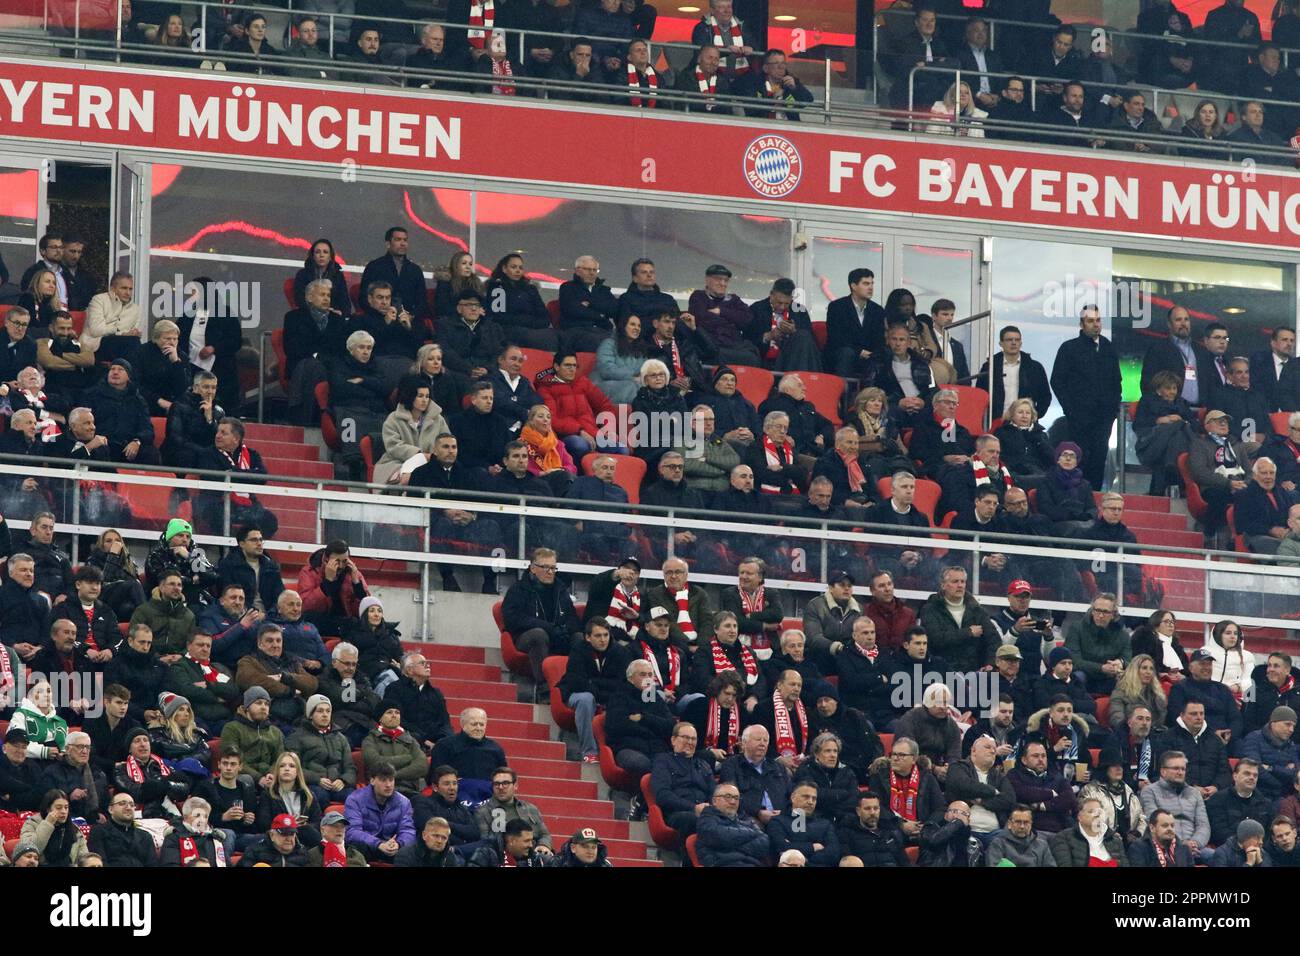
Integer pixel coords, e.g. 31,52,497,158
716,793,740,800
492,780,514,787
890,752,914,759
532,563,557,571
7,319,28,328
662,463,684,470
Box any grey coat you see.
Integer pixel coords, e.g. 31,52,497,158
1139,779,1210,847
374,403,449,486
986,830,1057,867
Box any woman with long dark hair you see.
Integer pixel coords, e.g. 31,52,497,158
293,238,353,315
593,312,648,404
485,252,557,351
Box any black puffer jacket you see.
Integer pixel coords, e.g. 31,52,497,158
485,275,550,331
145,534,220,606
161,390,224,469
343,617,405,684
325,350,388,415
85,378,155,449
103,642,168,724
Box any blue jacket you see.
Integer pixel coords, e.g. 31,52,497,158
1233,481,1298,539
767,810,841,867
489,369,543,427
1240,727,1300,798
1168,677,1242,742
343,785,417,850
270,613,330,669
650,752,715,816
696,806,769,867
196,603,259,668
567,476,629,507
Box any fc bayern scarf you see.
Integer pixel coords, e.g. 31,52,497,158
889,764,921,820
1151,834,1179,868
467,0,494,48
188,652,221,683
627,62,658,107
971,457,1013,490
179,835,200,866
761,434,797,494
378,723,407,740
221,444,254,505
607,583,641,639
491,53,516,95
642,640,682,693
771,688,807,758
705,697,739,750
124,753,170,783
765,308,787,360
695,66,717,97
674,588,696,640
707,15,748,73
711,637,758,685
323,840,349,867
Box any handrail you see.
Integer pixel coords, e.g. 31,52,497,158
10,457,1298,637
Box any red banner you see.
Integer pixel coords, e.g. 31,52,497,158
1,57,1299,250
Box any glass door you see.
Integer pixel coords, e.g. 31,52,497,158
111,159,151,294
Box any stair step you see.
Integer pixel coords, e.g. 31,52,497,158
578,837,648,857
444,698,536,723
614,857,664,866
546,815,632,840
454,717,549,740
497,736,568,759
244,423,306,443
430,660,507,682
1124,512,1192,531
434,679,520,702
263,459,336,479
405,644,488,664
507,756,584,780
520,794,620,819
1118,494,1171,513
1134,531,1203,549
513,777,599,799
253,439,322,460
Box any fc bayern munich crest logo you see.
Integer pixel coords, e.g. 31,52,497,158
743,135,802,198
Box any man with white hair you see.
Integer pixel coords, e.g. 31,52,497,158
40,730,108,823
429,707,508,804
909,388,975,482
747,410,804,499
719,725,793,824
606,658,676,784
894,683,964,779
1235,457,1298,555
558,255,618,352
777,848,807,866
758,374,834,463
644,558,714,649
317,641,382,747
382,650,451,753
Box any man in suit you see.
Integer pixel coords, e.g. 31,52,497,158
1252,327,1295,412
956,16,1005,112
1139,305,1215,407
884,6,954,110
1216,357,1273,440
1025,24,1084,104
745,278,821,372
1051,305,1122,489
358,226,428,321
928,299,968,382
825,268,887,380
1234,457,1297,554
975,324,1051,420
1200,323,1233,401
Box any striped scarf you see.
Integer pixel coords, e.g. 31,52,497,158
674,588,696,640
760,434,797,495
889,764,921,820
971,457,1013,490
641,640,681,693
705,698,739,750
606,583,641,639
627,62,658,107
491,52,516,95
771,689,806,758
707,15,748,73
467,0,494,48
711,638,758,685
220,444,254,505
124,753,170,783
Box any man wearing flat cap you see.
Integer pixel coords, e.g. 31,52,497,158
688,265,763,367
305,809,369,866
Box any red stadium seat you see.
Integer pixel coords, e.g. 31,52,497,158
493,600,531,677
352,749,368,786
282,277,295,307
592,712,639,794
519,348,553,383
641,773,680,850
576,352,597,379
546,299,561,329
348,281,361,307
730,365,774,409
580,452,646,505
359,435,376,484
151,417,166,448
69,311,86,336
1271,411,1292,436
685,833,702,867
796,371,847,423
208,737,222,771
120,470,192,530
905,845,919,863
3,839,18,860
542,655,575,731
1227,505,1249,554
876,476,942,524
878,733,894,755
811,321,827,350
315,381,341,451
271,328,290,393
1095,696,1111,728
1176,453,1207,523
948,385,990,436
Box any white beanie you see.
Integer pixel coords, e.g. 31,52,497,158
358,596,383,618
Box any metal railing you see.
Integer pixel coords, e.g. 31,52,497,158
7,454,1297,641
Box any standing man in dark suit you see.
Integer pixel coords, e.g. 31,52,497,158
884,6,954,110
1200,323,1233,403
825,268,887,381
956,16,1005,112
1139,305,1214,408
359,227,429,322
1051,305,1121,489
975,325,1052,420
1251,326,1295,412
928,299,968,382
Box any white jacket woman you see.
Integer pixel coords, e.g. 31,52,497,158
372,377,447,486
926,80,988,137
1202,621,1255,701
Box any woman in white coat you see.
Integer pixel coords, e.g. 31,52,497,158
1202,620,1256,703
927,81,987,137
373,375,447,486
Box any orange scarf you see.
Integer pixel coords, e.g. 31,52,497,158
521,424,563,473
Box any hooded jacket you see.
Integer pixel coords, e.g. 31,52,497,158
1240,725,1300,798
286,718,357,789
1245,663,1300,732
361,725,427,793
866,754,946,827
1019,707,1092,774
342,616,404,685
1062,615,1132,686
102,641,168,724
129,594,197,658
218,710,285,778
552,837,613,867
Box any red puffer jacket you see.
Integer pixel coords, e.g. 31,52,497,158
534,369,615,438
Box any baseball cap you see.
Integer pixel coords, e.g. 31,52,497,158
829,569,855,586
571,827,600,845
995,644,1023,660
271,813,299,834
618,556,641,572
648,605,672,620
1189,648,1215,663
320,810,348,827
1006,580,1032,596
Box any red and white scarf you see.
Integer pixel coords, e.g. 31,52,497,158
661,337,685,377
627,62,658,107
841,450,867,494
641,640,682,693
771,689,807,758
760,78,785,119
0,642,14,695
761,434,797,495
674,588,696,640
889,764,921,820
971,457,1013,490
188,652,221,683
178,835,200,866
491,54,516,95
711,638,758,686
323,840,348,867
81,605,101,650
221,444,254,505
765,308,788,360
694,65,718,97
1280,674,1296,697
853,640,879,662
467,0,494,48
607,584,641,639
124,753,170,783
1151,835,1179,868
708,15,748,73
705,697,740,750
20,389,62,441
378,723,406,740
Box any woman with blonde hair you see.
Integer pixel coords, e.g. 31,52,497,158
927,81,987,137
847,386,910,479
520,403,576,496
256,751,322,847
994,397,1055,485
138,318,191,417
433,250,486,319
411,342,467,413
1108,654,1168,731
16,268,62,329
86,528,146,619
373,375,447,485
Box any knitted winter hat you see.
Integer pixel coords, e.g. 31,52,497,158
243,686,271,709
305,694,331,720
158,692,190,720
358,596,383,618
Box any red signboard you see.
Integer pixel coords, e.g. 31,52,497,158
1,57,1298,251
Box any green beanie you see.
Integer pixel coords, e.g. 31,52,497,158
165,518,193,543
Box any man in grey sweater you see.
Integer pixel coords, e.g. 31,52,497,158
1139,749,1210,860
986,805,1057,866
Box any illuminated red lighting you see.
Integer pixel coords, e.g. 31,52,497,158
431,188,566,225
0,171,38,219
